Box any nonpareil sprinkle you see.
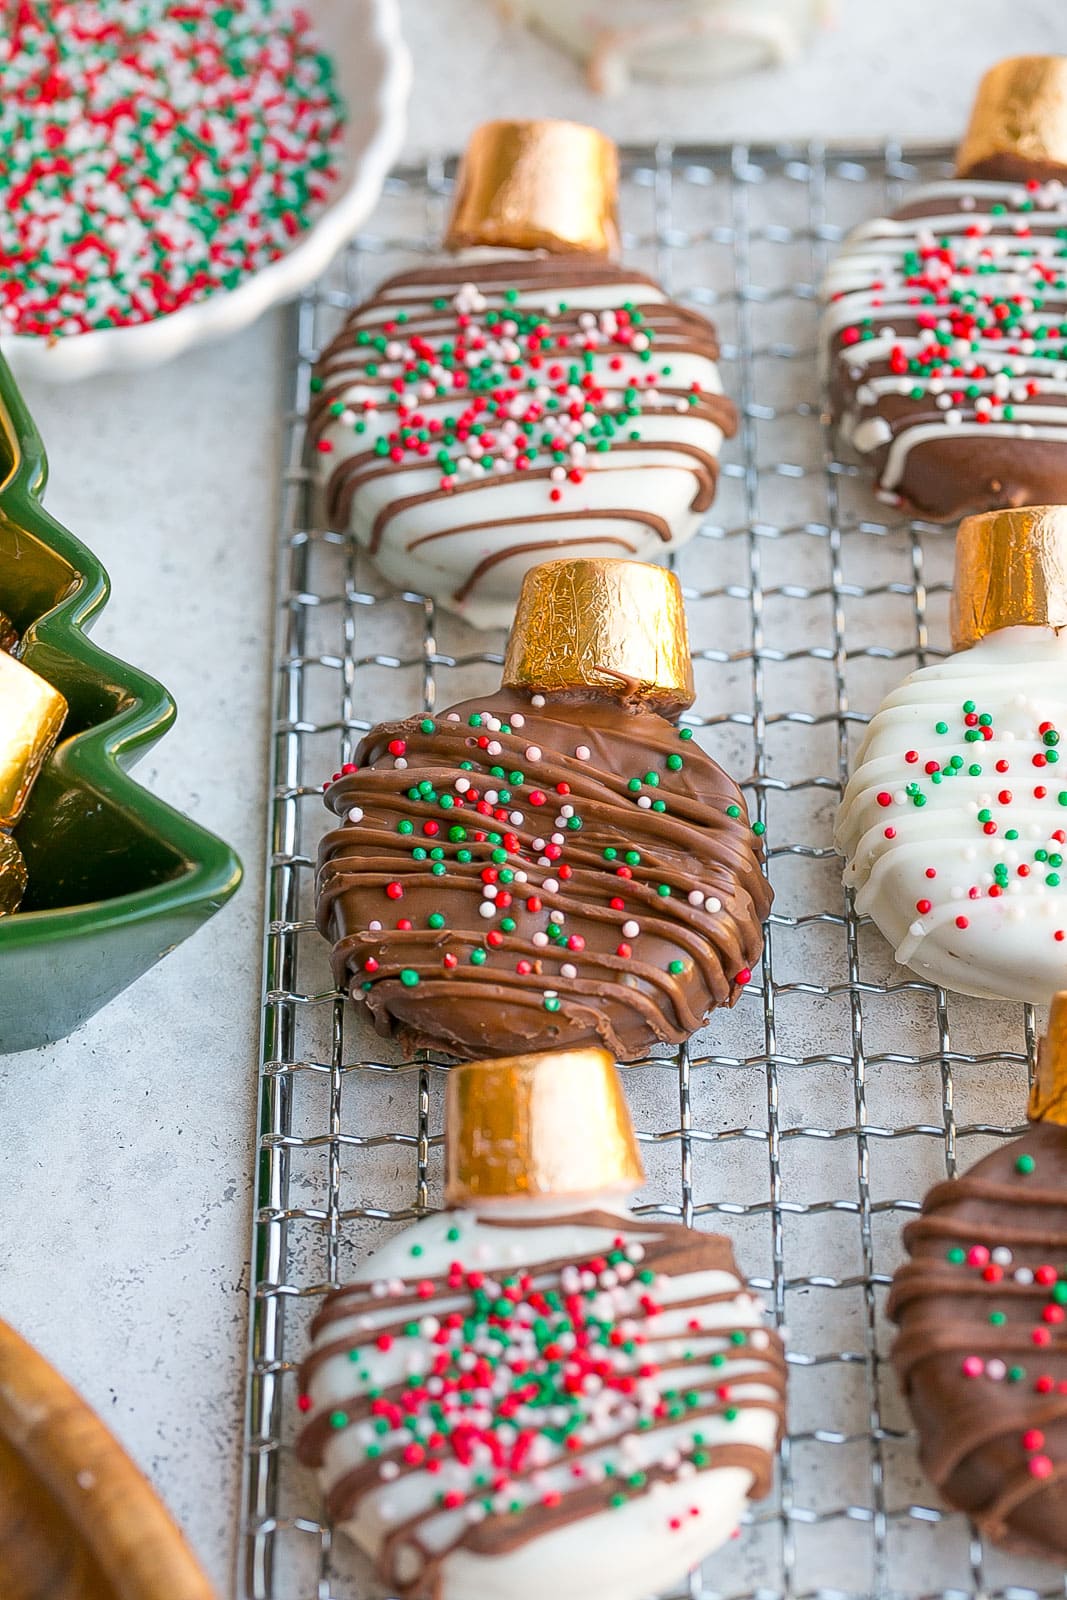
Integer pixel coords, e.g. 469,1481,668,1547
0,0,346,338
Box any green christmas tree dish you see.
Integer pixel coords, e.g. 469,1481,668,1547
0,357,241,1052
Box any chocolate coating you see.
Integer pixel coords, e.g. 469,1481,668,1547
888,1122,1067,1559
317,689,771,1060
824,178,1067,522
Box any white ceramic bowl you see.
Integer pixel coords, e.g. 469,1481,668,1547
1,0,410,383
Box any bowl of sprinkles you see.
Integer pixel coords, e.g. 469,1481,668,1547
0,0,410,380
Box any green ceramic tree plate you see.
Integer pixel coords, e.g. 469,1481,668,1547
0,358,242,1053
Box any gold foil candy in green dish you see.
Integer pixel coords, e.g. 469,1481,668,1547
0,356,242,1052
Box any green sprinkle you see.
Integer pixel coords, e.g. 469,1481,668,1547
1016,1153,1036,1175
400,969,419,987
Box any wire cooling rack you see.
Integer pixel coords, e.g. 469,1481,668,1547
240,142,1058,1600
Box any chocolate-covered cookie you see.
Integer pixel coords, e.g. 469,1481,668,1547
316,560,771,1060
297,1049,786,1600
309,120,736,629
889,993,1067,1560
824,57,1067,522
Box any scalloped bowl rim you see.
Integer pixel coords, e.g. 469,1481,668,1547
0,0,411,383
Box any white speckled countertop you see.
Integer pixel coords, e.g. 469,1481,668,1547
2,0,1066,1591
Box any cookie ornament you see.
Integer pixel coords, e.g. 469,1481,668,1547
297,1046,786,1599
889,993,1067,1559
317,557,772,1060
836,506,1067,1003
309,118,737,628
824,55,1067,521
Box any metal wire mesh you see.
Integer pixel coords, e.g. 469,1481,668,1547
240,142,1061,1600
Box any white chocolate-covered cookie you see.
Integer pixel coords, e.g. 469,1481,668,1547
836,625,1067,1002
309,254,736,629
823,179,1067,522
504,1,828,95
297,1200,784,1600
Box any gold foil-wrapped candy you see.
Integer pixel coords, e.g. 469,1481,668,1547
1030,993,1067,1128
445,1047,645,1204
443,118,620,257
957,55,1067,180
502,557,695,712
0,833,27,915
950,505,1067,651
0,648,67,830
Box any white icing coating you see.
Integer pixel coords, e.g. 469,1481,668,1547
312,253,731,629
835,626,1067,1003
300,1197,782,1600
822,178,1067,504
504,0,828,95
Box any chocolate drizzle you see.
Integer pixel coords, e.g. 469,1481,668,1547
317,689,771,1061
297,1209,785,1597
888,1121,1067,1558
309,255,737,624
824,179,1067,521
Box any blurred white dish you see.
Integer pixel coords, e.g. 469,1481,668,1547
1,0,410,384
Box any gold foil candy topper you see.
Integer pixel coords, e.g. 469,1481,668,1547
0,833,26,916
951,505,1067,652
1029,992,1067,1127
0,649,67,830
443,119,620,257
445,1047,645,1205
957,55,1067,180
502,557,695,712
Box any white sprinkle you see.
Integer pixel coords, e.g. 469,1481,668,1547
575,745,590,760
347,807,364,823
561,963,577,979
511,714,525,728
479,902,496,919
533,931,549,947
622,920,640,938
394,757,408,770
532,694,546,708
525,746,542,762
705,896,722,913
